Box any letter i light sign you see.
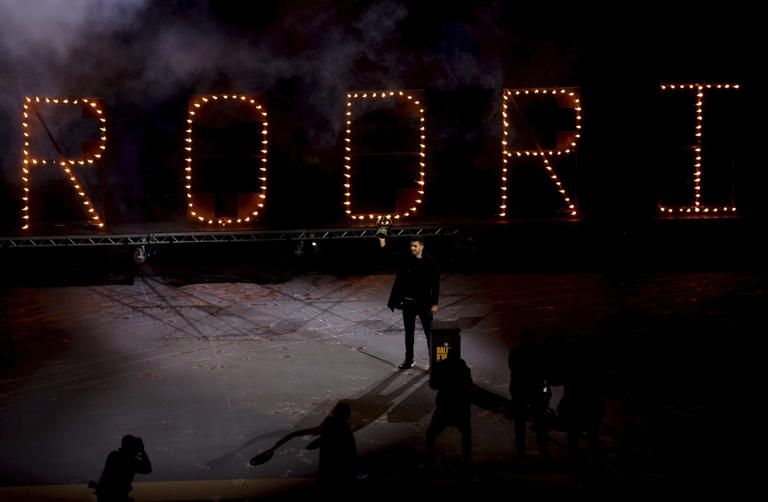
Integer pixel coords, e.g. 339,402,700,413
658,83,740,216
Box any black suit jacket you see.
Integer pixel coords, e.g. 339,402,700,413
386,252,439,311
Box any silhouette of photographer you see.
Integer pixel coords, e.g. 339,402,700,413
93,434,151,502
426,351,473,473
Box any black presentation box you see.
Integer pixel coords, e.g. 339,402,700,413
430,320,461,367
429,321,461,389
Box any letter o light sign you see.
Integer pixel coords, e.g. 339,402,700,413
185,94,269,227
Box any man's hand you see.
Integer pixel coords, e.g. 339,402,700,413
378,236,386,248
431,305,438,314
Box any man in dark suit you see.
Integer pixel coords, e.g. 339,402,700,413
379,235,440,369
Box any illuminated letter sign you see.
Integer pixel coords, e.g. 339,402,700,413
185,95,268,227
500,88,580,218
658,83,740,216
343,90,426,222
21,96,107,230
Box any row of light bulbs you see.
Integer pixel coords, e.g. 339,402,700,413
660,84,739,90
501,88,580,218
659,206,736,214
185,95,268,227
658,83,739,215
21,97,106,230
344,90,426,221
22,84,740,230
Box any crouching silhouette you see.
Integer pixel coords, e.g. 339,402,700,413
91,435,152,502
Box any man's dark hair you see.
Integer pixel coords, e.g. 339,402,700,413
410,237,425,245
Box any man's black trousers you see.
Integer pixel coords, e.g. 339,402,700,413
402,304,432,363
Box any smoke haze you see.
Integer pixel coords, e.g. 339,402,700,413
0,1,754,228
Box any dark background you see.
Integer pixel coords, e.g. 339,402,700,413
0,5,762,493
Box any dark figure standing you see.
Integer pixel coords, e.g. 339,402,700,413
95,435,151,502
250,402,357,484
426,353,473,474
308,402,357,483
508,330,552,459
379,235,439,369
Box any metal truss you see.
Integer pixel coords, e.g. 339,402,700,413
0,225,459,249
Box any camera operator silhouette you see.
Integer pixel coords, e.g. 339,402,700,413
425,349,473,475
92,434,151,502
